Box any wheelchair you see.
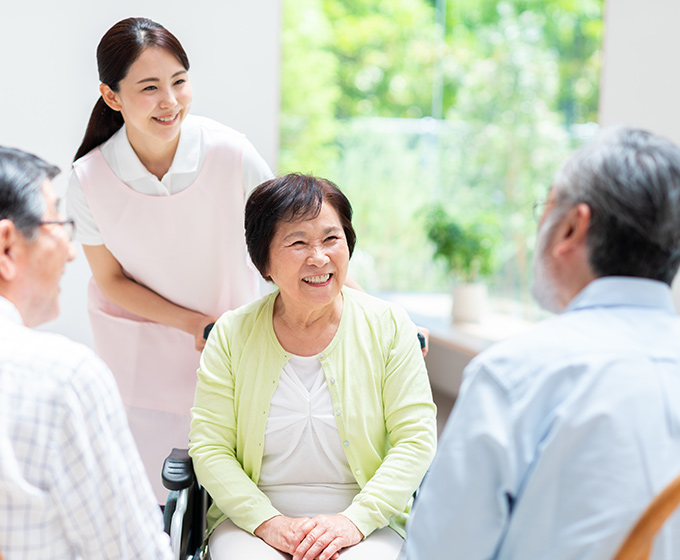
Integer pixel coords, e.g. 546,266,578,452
161,448,425,560
161,330,428,559
162,448,210,560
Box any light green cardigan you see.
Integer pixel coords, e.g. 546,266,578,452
189,287,437,539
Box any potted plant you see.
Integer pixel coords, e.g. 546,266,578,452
425,204,498,323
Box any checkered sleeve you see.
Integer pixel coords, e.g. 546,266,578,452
47,352,173,560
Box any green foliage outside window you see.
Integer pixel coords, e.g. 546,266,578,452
280,0,603,315
425,203,499,283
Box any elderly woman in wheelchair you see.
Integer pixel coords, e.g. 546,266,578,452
189,174,437,560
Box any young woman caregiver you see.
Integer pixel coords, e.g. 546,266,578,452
67,17,273,500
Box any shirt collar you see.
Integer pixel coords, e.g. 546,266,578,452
0,295,24,325
566,276,676,314
110,115,201,183
170,115,201,175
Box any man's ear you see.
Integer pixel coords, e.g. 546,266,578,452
0,219,22,281
552,203,591,258
99,83,122,112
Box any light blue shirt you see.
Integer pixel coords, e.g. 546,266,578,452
404,277,680,560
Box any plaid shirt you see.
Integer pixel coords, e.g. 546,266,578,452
0,297,172,559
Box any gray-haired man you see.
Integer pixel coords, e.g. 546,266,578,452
0,147,173,559
404,127,680,560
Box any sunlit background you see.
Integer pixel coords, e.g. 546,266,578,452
2,0,680,347
279,0,603,318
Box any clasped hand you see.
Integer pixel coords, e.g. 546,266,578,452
254,513,363,560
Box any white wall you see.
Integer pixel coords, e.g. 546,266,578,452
599,0,680,306
599,0,680,145
0,1,281,345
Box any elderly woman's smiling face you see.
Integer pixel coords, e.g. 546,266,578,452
266,201,350,310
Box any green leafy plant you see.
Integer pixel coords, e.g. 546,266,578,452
425,204,498,283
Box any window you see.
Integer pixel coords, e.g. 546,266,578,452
280,0,603,317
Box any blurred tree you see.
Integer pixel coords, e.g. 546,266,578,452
279,0,340,174
279,0,603,303
439,5,573,305
431,0,603,124
323,0,437,118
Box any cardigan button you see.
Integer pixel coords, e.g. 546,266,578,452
343,441,349,447
330,379,336,384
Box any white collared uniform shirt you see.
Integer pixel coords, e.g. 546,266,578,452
66,114,273,245
0,296,172,559
404,277,680,560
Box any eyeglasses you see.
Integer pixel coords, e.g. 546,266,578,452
531,198,548,223
39,219,76,241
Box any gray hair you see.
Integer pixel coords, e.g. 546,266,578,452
0,147,60,240
552,126,680,285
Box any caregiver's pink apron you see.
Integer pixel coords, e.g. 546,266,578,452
74,127,259,499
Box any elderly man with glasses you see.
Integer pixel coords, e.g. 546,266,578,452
0,146,172,559
403,127,680,560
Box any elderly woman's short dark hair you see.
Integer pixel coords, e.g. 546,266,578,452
245,173,356,281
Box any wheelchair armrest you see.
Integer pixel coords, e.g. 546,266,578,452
162,448,196,491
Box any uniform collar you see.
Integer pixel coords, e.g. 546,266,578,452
109,115,201,183
566,276,676,314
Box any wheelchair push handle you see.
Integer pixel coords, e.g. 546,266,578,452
162,448,195,491
203,322,215,341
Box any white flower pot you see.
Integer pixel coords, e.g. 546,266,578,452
452,283,487,323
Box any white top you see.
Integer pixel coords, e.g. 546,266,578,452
405,277,680,560
0,296,172,560
258,354,360,518
67,114,273,245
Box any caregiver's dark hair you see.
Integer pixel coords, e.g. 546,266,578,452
245,173,356,281
74,17,190,162
552,126,680,285
0,147,59,240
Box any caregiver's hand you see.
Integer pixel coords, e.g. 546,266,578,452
254,515,316,556
190,314,217,351
293,514,363,560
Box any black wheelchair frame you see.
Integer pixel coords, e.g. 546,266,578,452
162,448,210,560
